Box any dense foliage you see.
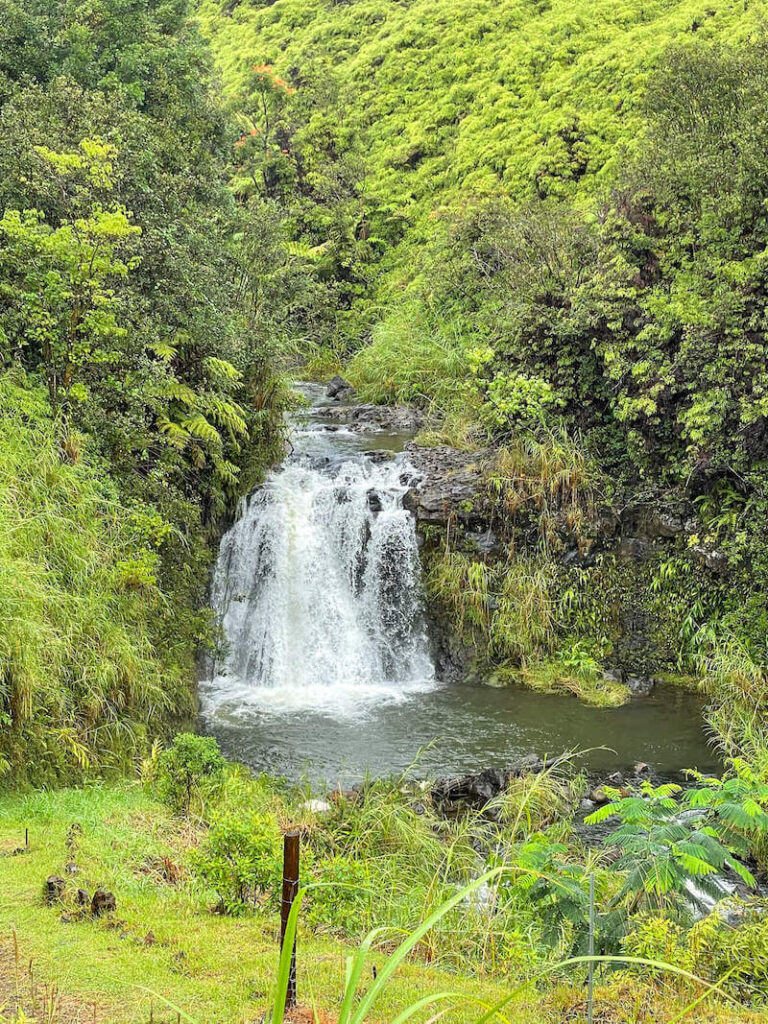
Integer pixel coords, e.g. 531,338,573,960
0,0,293,782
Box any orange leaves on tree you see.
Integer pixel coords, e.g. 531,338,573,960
251,61,295,95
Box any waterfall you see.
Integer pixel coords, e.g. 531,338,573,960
201,414,435,715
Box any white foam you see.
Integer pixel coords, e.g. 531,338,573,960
202,450,435,720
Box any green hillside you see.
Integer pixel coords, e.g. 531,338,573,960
198,0,760,230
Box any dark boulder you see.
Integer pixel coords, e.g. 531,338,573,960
91,888,117,917
431,756,558,816
44,875,66,904
326,375,355,400
625,674,655,696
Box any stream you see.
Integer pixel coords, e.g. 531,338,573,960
200,384,717,785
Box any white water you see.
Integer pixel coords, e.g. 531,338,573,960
201,389,435,715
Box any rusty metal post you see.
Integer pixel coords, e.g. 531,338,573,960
280,830,300,1011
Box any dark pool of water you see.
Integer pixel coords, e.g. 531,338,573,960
203,680,717,786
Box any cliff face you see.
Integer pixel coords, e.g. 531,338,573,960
403,440,720,690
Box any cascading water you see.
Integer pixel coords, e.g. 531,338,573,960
200,384,715,783
201,387,435,715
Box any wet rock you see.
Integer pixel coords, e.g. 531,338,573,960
402,443,493,528
44,875,66,904
633,762,651,777
626,674,655,696
691,545,728,573
316,403,423,432
588,787,609,804
432,756,558,816
326,375,355,400
363,450,395,464
602,668,623,684
91,888,116,917
411,802,427,816
367,490,383,513
606,772,624,786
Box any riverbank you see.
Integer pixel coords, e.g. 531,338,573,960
1,752,767,1024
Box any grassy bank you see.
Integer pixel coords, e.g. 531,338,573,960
0,786,512,1023
2,754,768,1023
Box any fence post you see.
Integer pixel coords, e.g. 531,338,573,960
280,829,300,1011
587,871,595,1024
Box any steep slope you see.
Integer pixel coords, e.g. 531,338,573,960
198,0,759,225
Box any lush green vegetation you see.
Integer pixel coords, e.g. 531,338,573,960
5,0,768,1018
3,744,768,1021
0,0,303,781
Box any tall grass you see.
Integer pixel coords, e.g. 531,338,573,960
347,303,472,410
426,549,556,662
488,429,601,553
0,375,194,785
269,871,741,1024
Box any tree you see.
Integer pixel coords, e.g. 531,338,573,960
0,139,140,420
586,777,766,915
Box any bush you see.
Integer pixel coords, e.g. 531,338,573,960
193,813,283,915
305,855,375,936
156,734,226,815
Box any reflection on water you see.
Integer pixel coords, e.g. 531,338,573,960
204,680,716,786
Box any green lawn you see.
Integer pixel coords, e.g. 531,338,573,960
0,784,762,1024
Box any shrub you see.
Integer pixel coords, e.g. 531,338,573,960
156,733,226,815
306,855,375,936
193,813,283,915
586,779,763,914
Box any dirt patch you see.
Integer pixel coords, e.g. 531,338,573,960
0,937,109,1023
284,1007,336,1024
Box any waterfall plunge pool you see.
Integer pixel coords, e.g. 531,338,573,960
200,384,717,786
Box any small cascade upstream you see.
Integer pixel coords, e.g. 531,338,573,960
201,386,435,714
